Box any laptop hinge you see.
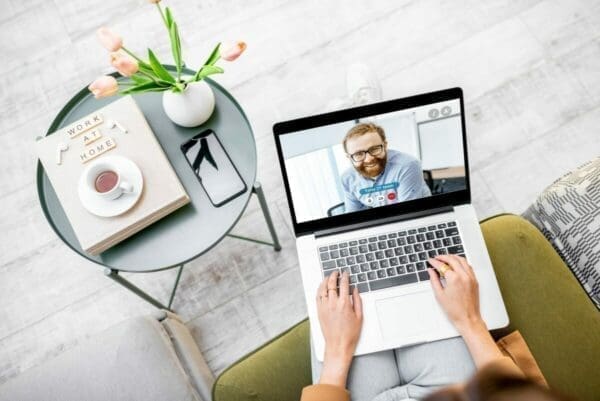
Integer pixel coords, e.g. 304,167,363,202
314,206,454,238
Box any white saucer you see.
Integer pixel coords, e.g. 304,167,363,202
78,155,144,218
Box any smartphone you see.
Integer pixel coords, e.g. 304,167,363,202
181,129,247,207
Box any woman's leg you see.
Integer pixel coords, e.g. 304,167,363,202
311,341,401,401
387,336,476,400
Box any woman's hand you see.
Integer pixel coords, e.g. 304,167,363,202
428,254,505,368
427,254,483,333
316,270,363,387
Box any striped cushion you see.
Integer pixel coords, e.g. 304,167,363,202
522,157,600,308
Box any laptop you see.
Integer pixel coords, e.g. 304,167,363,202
273,87,509,361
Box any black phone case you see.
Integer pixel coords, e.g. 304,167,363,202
180,129,248,207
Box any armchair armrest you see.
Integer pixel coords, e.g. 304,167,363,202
213,319,311,401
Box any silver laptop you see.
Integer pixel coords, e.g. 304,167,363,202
273,88,508,361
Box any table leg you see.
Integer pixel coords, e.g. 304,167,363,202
226,181,282,251
104,268,178,312
168,265,184,309
254,182,282,251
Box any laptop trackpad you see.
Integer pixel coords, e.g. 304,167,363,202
376,292,440,343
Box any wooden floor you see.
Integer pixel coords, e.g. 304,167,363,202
1,0,600,385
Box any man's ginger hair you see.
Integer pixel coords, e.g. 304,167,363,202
343,122,386,153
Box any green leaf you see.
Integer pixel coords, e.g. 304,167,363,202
134,65,172,86
129,74,152,85
138,58,153,71
165,7,174,28
120,81,166,95
137,62,154,76
192,43,222,82
148,49,175,83
169,21,182,76
119,88,168,96
193,65,224,81
141,75,173,87
204,42,221,66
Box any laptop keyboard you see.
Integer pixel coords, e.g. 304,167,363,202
318,221,465,294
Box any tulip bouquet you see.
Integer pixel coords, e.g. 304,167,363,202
88,0,246,99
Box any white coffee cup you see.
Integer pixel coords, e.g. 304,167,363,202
85,160,133,200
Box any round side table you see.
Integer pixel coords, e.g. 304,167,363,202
37,69,281,311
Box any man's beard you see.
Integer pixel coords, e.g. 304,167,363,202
356,156,386,178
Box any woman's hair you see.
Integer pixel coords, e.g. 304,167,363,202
424,367,575,401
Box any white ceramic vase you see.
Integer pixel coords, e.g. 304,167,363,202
162,80,215,127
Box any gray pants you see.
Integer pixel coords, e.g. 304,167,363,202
311,336,476,401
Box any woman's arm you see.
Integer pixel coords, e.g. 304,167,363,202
316,270,363,386
300,271,362,401
427,255,509,369
458,319,505,368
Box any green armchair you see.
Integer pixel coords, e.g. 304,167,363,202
213,215,600,401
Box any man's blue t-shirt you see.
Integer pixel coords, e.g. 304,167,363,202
340,149,431,212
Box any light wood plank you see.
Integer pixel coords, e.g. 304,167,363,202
466,58,594,170
186,295,269,375
557,39,600,104
469,170,504,220
53,0,141,41
163,239,248,320
0,2,71,76
480,106,600,213
0,113,55,197
520,0,600,59
226,196,298,290
0,47,83,133
0,187,56,268
246,267,307,339
379,17,545,102
0,239,107,340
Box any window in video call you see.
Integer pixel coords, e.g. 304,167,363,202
280,99,467,224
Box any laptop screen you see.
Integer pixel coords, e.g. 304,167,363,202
277,98,467,225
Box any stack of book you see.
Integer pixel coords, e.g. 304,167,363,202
36,95,190,255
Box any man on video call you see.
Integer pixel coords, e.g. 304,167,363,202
341,122,431,212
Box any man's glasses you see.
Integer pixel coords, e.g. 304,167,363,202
348,144,385,162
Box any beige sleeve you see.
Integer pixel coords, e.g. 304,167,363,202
484,356,526,378
496,330,548,387
301,384,350,401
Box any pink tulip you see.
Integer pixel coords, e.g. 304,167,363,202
220,41,247,61
110,52,139,77
88,76,119,99
97,27,123,52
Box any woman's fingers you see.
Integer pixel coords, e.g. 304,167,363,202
316,275,328,303
434,254,467,278
457,256,476,280
352,286,363,320
327,271,339,305
427,268,444,296
437,254,478,285
327,270,338,289
339,271,350,298
428,257,457,279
